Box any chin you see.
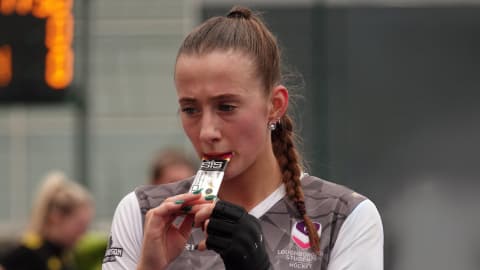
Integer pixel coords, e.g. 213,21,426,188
222,162,247,181
222,170,234,181
222,166,238,182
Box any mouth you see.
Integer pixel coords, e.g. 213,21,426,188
203,152,234,160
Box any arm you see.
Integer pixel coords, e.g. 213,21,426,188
327,200,384,270
102,192,144,270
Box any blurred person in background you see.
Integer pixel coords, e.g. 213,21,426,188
0,171,94,270
149,148,196,185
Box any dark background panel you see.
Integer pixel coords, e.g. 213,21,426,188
204,5,480,270
325,8,480,269
0,14,71,103
328,7,480,202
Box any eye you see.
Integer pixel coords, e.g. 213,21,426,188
218,104,236,112
180,107,199,115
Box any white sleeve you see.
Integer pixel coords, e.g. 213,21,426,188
327,199,384,270
102,192,144,270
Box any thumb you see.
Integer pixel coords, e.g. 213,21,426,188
196,219,210,251
196,239,207,251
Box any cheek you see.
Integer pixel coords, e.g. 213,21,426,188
234,117,266,144
63,218,83,236
183,122,196,140
70,211,92,237
181,119,201,150
228,111,269,156
222,118,267,179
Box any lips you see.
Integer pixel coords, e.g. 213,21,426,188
203,152,234,160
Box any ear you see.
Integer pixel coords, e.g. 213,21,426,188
268,85,289,120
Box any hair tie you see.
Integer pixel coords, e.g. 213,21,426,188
226,7,252,19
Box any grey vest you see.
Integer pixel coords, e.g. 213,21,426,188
135,175,365,270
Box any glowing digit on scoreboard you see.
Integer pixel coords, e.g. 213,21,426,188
0,0,74,90
0,45,12,87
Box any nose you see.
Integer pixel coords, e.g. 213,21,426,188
199,111,221,144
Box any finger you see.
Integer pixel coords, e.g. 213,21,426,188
196,239,207,251
193,202,216,228
163,193,202,204
178,214,194,239
203,219,210,232
143,203,185,237
148,193,203,220
182,202,214,214
146,201,186,226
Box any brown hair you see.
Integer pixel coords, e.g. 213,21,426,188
176,6,320,253
149,148,196,184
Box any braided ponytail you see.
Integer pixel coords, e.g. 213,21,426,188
272,115,321,254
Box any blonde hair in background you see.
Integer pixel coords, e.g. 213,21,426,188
28,171,93,235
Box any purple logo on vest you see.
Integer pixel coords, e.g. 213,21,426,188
291,221,321,249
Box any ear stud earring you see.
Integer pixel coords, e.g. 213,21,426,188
268,122,276,131
268,120,278,131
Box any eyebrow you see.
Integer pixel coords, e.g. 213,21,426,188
178,94,241,104
178,97,196,104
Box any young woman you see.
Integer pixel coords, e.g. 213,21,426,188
102,6,383,270
0,171,94,270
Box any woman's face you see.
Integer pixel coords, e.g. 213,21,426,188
52,205,94,248
175,50,272,180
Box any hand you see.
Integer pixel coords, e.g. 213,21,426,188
202,201,272,270
137,193,210,270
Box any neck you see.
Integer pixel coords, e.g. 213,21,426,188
218,148,282,211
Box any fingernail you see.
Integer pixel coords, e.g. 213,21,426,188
204,195,216,201
174,200,184,205
181,205,192,212
192,188,203,194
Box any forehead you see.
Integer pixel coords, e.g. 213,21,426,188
176,50,255,73
175,50,263,96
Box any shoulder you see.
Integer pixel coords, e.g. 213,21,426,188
341,199,383,236
114,192,141,217
301,175,367,217
2,244,36,258
135,177,193,201
109,192,143,233
105,192,144,267
328,199,384,269
134,177,193,214
301,174,364,199
1,244,43,269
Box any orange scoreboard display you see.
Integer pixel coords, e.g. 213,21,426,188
0,0,74,103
